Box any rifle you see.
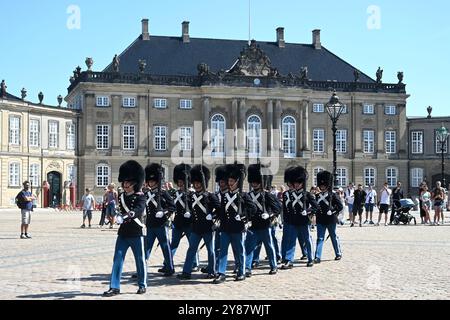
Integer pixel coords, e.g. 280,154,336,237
184,163,191,217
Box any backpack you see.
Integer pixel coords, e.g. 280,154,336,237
15,191,27,209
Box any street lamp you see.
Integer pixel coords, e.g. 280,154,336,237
436,124,449,189
326,90,346,188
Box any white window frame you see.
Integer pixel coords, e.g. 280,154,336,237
68,165,77,184
411,168,424,188
9,116,20,145
313,129,325,153
363,130,375,153
154,126,167,151
122,125,136,150
313,167,325,187
179,127,192,151
122,97,136,108
96,125,110,150
411,131,423,154
179,99,192,109
313,103,324,113
67,122,76,150
282,116,296,158
364,167,376,187
29,164,40,187
336,129,347,153
96,164,110,187
363,104,375,115
336,167,347,187
9,162,20,187
29,119,40,148
211,114,226,157
385,105,396,115
96,96,110,107
435,130,449,154
385,131,396,154
247,115,262,158
48,121,59,149
341,104,348,114
154,98,167,109
386,167,398,188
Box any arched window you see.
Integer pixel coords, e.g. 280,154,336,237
282,116,296,158
386,167,398,187
247,115,261,158
211,114,226,157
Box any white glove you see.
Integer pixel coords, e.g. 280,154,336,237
116,215,125,225
235,215,241,221
261,213,270,220
184,212,191,219
155,211,164,218
327,210,333,216
301,210,308,216
206,214,213,221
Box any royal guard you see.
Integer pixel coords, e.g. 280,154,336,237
244,163,281,277
144,163,176,276
214,163,257,283
177,165,220,280
103,160,147,297
314,171,343,263
280,166,318,269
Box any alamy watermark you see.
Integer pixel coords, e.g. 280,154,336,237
67,5,81,30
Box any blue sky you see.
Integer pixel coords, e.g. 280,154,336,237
0,0,449,117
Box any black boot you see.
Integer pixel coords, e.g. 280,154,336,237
103,288,120,297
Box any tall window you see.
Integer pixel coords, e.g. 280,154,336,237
411,168,424,188
29,164,40,187
179,127,192,151
154,98,167,109
67,123,76,150
313,103,324,113
48,121,59,148
313,167,325,186
179,99,192,109
336,129,347,153
122,97,136,108
313,129,325,153
282,116,296,158
411,131,423,154
68,165,77,184
96,164,110,187
247,115,261,158
363,104,374,114
386,167,398,187
96,96,110,107
385,131,396,154
29,119,40,147
385,105,396,115
122,125,136,150
96,125,110,150
9,163,20,187
337,168,347,187
435,130,449,154
154,126,167,151
363,130,375,153
211,114,225,157
9,116,20,145
364,167,376,187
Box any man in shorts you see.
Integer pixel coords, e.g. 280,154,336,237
80,188,96,228
17,181,35,239
376,182,391,226
351,184,366,227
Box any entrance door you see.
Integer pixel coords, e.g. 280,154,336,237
47,171,62,208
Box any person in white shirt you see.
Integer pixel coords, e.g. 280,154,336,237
364,185,377,225
344,183,355,223
80,188,96,228
376,182,391,226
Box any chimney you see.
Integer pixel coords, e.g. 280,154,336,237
141,19,150,40
312,29,321,49
182,21,190,43
276,27,285,48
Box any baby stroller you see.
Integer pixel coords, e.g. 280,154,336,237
392,199,417,225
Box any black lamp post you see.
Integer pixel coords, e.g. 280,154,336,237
436,124,449,189
326,90,345,188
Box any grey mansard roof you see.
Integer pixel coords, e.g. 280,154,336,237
103,36,375,83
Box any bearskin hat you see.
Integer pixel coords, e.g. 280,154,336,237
248,163,273,190
227,162,246,181
215,165,228,183
284,165,308,185
317,170,333,188
145,163,164,182
118,160,145,192
173,163,191,185
190,165,211,188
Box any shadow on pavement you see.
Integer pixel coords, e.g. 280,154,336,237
17,291,102,300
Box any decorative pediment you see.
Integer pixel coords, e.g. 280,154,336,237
228,40,278,77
